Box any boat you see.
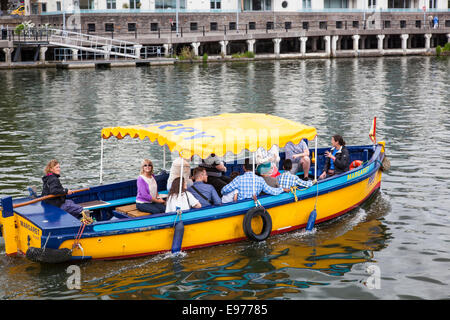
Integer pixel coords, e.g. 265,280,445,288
0,113,388,263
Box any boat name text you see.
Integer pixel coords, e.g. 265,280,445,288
347,166,370,181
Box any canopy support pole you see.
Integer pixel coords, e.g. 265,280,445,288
100,138,104,184
179,153,184,198
314,136,318,181
163,145,166,171
252,152,255,196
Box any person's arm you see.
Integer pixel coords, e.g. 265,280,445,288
47,175,67,195
295,176,313,188
260,177,284,196
210,186,222,205
334,148,350,171
187,192,201,209
221,177,239,195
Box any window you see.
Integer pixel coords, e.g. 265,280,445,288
129,0,141,9
281,1,288,8
210,22,218,31
319,21,327,29
400,20,406,28
41,3,47,12
302,0,311,8
229,22,236,30
87,23,96,32
336,21,343,29
388,0,411,8
210,0,221,9
324,0,348,8
302,22,309,30
150,23,158,31
285,21,291,29
446,20,450,28
353,21,359,28
106,0,116,9
368,0,376,8
384,20,391,28
190,22,198,31
243,0,271,11
249,22,256,30
171,23,177,31
428,0,436,8
415,20,421,28
266,21,274,30
105,23,114,32
128,23,136,32
155,0,186,9
56,1,61,11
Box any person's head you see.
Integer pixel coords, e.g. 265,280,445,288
332,135,345,148
243,158,253,172
283,159,293,172
44,159,60,175
193,167,207,182
230,171,240,180
257,162,272,176
169,177,187,197
140,159,154,175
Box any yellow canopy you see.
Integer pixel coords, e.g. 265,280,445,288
101,113,317,159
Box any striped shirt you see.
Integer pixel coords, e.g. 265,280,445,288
221,171,284,201
277,172,313,189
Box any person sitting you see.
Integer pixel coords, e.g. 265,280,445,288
256,145,281,178
221,171,240,204
165,177,201,213
285,139,311,181
188,167,222,208
277,159,313,189
167,157,193,191
41,159,88,220
257,162,280,188
200,153,232,197
319,134,350,180
221,159,289,202
136,159,166,214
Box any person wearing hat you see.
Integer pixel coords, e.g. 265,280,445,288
257,161,280,188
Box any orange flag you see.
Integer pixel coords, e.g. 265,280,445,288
369,117,377,144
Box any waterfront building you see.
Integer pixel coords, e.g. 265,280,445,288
20,0,450,15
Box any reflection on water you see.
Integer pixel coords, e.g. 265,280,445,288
0,56,449,300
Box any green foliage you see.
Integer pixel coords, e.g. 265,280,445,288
178,46,195,60
436,45,442,56
444,42,450,52
202,53,208,62
231,51,255,59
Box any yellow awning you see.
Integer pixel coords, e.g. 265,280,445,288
101,113,317,159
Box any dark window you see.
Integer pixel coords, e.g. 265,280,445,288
400,20,406,28
171,23,177,31
319,21,327,30
87,23,96,32
150,23,158,31
249,22,256,30
190,22,198,31
281,1,288,8
105,23,114,32
415,20,421,28
302,22,309,30
128,23,136,32
266,21,274,30
352,21,359,28
285,21,291,29
229,22,236,30
384,20,391,28
210,22,218,31
336,21,343,29
446,20,450,28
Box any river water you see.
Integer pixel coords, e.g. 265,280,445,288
0,57,449,300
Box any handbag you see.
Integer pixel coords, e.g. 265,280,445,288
191,185,214,205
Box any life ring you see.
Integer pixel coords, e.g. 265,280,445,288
243,206,272,242
349,160,363,171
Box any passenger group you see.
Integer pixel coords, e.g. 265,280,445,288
43,134,350,217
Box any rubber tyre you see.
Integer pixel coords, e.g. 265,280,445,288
243,207,272,242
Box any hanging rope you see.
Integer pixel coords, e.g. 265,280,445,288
72,211,93,251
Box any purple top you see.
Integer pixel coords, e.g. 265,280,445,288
136,175,155,203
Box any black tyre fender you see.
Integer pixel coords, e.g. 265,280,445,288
243,206,272,242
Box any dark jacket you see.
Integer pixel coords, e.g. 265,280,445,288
323,146,350,175
41,173,68,207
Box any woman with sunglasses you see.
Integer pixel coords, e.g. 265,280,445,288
136,159,166,214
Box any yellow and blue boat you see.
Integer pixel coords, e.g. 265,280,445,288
0,113,387,263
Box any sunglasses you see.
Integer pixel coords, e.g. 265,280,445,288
143,164,153,167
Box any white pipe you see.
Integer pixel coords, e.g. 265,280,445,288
178,153,183,199
163,145,166,171
100,137,104,184
314,136,318,181
252,152,255,196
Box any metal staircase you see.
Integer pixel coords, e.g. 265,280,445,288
47,28,139,59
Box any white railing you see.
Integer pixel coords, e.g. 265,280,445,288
47,28,138,59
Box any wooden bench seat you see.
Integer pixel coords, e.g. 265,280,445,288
115,204,151,218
